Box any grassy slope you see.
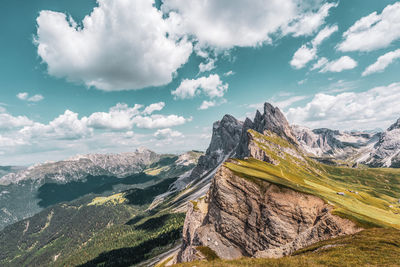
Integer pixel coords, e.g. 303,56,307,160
225,130,400,229
175,227,400,267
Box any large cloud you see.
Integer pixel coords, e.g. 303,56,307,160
35,0,193,91
286,82,400,130
162,0,337,49
337,2,400,52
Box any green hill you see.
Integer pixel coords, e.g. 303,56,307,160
226,130,400,229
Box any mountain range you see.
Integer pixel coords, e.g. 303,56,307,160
1,102,400,266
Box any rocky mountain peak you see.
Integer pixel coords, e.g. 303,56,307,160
237,102,297,158
388,118,400,131
186,114,243,183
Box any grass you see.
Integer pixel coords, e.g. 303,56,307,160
196,246,220,261
174,228,400,267
225,130,400,229
88,193,127,206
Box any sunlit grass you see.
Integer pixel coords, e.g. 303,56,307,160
225,130,400,229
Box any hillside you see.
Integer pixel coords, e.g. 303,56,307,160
173,228,400,267
0,152,201,266
171,103,400,266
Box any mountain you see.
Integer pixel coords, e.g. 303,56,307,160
0,148,159,186
0,149,201,230
359,120,400,168
2,102,400,267
292,118,400,169
167,103,400,265
150,115,243,211
0,150,202,266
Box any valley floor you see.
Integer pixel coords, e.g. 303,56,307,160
173,228,400,267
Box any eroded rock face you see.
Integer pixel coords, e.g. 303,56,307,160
177,114,243,188
177,165,360,262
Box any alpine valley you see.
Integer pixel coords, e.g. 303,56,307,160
1,103,400,266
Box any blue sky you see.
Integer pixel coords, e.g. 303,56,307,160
1,0,400,165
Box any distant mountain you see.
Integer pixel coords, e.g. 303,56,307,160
360,120,400,167
0,149,201,230
0,148,159,186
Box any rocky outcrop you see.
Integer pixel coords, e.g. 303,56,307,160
177,165,360,262
237,103,297,159
170,115,243,191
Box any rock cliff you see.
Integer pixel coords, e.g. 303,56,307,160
177,164,360,262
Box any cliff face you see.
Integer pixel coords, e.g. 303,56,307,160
178,164,360,262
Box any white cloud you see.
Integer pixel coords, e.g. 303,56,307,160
291,24,337,69
198,98,227,110
199,59,216,73
172,74,228,99
286,82,400,130
154,128,183,140
17,92,44,102
17,92,28,100
199,100,216,110
20,110,92,140
290,45,316,69
311,57,328,70
311,24,338,46
131,114,189,129
284,2,338,37
320,56,357,73
27,94,44,102
223,70,235,77
162,0,336,49
143,102,165,115
35,0,193,91
338,2,400,52
87,103,142,130
0,113,33,130
362,49,400,76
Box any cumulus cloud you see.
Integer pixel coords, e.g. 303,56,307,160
35,0,193,91
290,24,338,69
284,2,338,37
199,59,216,73
311,24,339,47
311,57,329,70
16,93,28,100
143,102,165,115
172,74,228,100
17,92,44,102
20,110,92,140
290,45,316,69
286,82,400,130
162,0,337,49
0,112,33,130
131,114,189,129
87,103,142,130
319,56,357,72
338,2,400,52
154,128,183,140
362,49,400,76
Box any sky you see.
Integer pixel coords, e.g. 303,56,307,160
1,0,400,165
